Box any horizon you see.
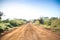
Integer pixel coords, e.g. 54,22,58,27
0,0,60,20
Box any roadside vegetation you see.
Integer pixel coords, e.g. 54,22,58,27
33,17,60,32
0,11,60,36
0,12,27,34
0,19,27,34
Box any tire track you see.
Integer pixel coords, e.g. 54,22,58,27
32,24,60,40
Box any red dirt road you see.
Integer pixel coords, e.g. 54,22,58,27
1,23,60,40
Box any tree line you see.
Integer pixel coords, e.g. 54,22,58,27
0,12,27,34
33,17,60,31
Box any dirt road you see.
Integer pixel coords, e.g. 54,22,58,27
1,23,60,40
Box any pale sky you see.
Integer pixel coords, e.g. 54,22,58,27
0,0,60,20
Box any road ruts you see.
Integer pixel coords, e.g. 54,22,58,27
1,23,60,40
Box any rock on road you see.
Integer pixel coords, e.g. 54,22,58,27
1,23,60,40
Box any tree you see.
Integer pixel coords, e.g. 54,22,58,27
0,12,3,19
50,17,58,21
39,18,44,24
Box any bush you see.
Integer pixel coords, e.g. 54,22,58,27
10,19,26,27
39,18,44,24
51,19,60,29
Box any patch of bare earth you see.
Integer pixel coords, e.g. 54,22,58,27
1,23,60,40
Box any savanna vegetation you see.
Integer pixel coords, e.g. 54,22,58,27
33,17,60,32
0,11,60,36
0,12,27,34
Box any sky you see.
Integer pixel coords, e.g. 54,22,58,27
0,0,60,20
